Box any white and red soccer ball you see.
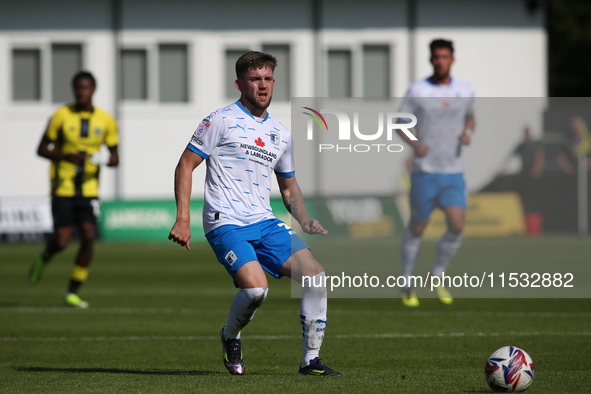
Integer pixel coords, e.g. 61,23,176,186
485,346,535,392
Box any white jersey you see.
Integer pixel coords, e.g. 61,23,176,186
187,101,294,234
399,77,474,174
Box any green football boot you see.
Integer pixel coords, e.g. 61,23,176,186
64,293,89,309
28,254,46,284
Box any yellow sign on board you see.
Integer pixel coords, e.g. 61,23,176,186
422,193,526,239
348,216,396,240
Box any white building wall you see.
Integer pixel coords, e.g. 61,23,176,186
0,30,119,199
414,29,547,98
0,0,548,201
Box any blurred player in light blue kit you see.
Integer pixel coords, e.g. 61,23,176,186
397,39,475,307
168,51,341,376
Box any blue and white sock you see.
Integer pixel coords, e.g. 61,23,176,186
300,272,327,367
431,231,462,279
401,230,422,288
223,287,268,339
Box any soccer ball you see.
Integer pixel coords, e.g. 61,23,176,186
484,346,535,392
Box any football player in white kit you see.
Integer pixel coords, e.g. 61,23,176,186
397,39,475,307
169,51,341,376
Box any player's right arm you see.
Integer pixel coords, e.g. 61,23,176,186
37,136,85,164
168,149,204,250
397,86,428,157
37,110,86,164
396,128,427,157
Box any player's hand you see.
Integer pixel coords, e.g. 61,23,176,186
460,132,471,146
529,166,543,179
302,219,328,236
412,142,428,157
106,155,118,167
168,221,191,250
65,152,87,164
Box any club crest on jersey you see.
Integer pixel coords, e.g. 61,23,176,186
225,250,238,266
195,118,211,138
270,131,280,146
94,128,102,136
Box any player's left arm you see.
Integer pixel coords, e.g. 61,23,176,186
105,115,120,167
276,174,328,236
107,146,119,167
530,144,545,178
461,115,476,146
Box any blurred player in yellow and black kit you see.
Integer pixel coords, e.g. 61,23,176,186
28,71,119,308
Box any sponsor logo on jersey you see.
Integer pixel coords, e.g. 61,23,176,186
270,131,280,146
94,128,102,136
241,142,277,162
191,135,203,145
225,250,238,266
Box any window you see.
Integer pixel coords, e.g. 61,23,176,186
159,44,188,103
12,49,41,101
328,50,352,98
363,45,390,98
326,44,392,97
120,44,189,103
262,44,290,102
11,44,83,102
52,44,82,103
225,49,248,99
121,49,147,100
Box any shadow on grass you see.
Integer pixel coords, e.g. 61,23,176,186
15,367,222,376
0,302,21,307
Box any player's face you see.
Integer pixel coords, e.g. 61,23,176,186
73,77,95,106
430,48,454,79
236,66,275,114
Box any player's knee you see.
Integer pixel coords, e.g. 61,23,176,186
450,227,463,235
409,227,424,237
80,227,97,244
301,262,324,279
80,234,95,247
448,222,464,234
53,237,70,251
312,264,325,276
246,287,268,309
303,251,324,276
409,222,427,237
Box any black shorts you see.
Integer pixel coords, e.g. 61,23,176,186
52,196,100,228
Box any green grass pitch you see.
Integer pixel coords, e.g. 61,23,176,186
1,236,590,393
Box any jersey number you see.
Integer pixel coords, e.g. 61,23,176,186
277,222,295,235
